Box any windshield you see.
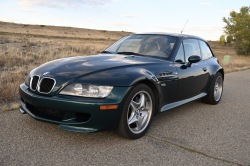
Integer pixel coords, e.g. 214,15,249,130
104,34,178,59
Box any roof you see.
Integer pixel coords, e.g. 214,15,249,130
135,32,207,41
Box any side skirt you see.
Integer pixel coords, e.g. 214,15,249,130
161,93,207,112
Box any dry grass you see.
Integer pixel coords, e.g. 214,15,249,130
208,41,250,73
0,22,250,105
0,21,128,104
0,21,131,40
1,102,20,112
0,36,114,103
216,54,250,73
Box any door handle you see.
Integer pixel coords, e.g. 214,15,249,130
202,67,207,72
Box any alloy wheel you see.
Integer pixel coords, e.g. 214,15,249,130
127,91,153,134
214,76,223,101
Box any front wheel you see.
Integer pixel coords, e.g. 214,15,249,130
115,84,155,139
202,72,223,105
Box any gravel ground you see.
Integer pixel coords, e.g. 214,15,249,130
1,69,250,166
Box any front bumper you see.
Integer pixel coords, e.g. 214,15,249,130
19,83,131,133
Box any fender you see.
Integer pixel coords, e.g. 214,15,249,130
204,58,224,93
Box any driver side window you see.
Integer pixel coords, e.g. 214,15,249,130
183,39,201,62
175,43,185,63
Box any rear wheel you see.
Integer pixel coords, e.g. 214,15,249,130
115,84,155,139
202,72,223,105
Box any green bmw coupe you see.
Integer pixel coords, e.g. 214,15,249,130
19,33,224,139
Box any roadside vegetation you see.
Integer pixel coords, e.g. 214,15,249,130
219,6,250,55
0,21,250,107
216,6,250,73
0,35,114,104
208,41,250,73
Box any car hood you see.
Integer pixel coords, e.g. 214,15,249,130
31,54,165,83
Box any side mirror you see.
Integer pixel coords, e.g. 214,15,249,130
187,55,201,67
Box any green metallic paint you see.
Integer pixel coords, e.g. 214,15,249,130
20,83,131,132
19,33,224,133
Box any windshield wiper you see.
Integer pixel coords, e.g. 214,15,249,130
116,52,144,56
101,51,113,54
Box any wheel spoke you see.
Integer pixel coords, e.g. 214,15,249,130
130,101,138,110
131,93,145,109
131,100,139,109
137,117,143,130
138,93,145,109
140,110,148,117
128,115,138,125
128,103,137,122
140,110,149,127
138,112,148,129
215,93,218,99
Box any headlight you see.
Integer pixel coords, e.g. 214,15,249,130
59,84,113,98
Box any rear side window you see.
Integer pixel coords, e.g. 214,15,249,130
175,43,185,63
183,39,201,62
199,40,213,60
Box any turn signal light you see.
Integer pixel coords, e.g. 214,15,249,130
100,105,118,110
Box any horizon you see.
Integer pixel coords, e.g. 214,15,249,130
0,0,249,40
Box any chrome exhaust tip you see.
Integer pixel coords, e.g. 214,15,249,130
19,107,26,114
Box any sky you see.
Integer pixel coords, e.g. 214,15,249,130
0,0,249,40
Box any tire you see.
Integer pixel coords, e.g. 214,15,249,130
115,84,155,139
202,72,223,105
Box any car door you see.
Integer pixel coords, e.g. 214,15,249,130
174,39,209,101
198,39,215,92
